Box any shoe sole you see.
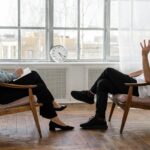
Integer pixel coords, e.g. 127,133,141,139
71,92,94,104
81,125,108,130
76,99,94,104
71,96,94,104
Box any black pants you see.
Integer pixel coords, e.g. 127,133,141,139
0,71,57,119
90,68,139,119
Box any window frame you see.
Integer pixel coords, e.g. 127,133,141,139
0,0,119,62
52,0,119,62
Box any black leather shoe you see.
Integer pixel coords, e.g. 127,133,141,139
49,121,74,131
54,105,67,111
80,116,108,130
71,91,94,104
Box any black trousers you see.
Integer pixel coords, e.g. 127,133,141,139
0,71,57,119
90,68,139,119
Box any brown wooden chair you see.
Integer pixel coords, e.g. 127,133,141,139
108,70,150,134
0,83,42,138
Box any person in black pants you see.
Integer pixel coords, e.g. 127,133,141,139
71,39,150,130
0,69,74,131
71,68,139,129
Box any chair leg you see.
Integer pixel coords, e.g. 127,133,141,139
108,102,116,122
29,88,42,138
31,106,42,138
120,106,130,134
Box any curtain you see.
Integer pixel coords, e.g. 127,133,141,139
119,0,150,73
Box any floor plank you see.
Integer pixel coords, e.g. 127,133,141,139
0,103,150,150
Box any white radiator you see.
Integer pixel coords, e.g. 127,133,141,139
37,68,66,99
88,68,105,89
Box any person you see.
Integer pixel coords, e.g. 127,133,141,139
71,40,150,130
0,68,74,131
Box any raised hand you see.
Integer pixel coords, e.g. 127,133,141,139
140,40,150,56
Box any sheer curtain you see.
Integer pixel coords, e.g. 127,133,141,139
119,0,150,73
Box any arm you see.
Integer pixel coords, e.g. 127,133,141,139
0,71,17,82
0,68,23,83
128,70,143,77
140,40,150,83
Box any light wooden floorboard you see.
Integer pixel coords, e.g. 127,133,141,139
0,103,150,150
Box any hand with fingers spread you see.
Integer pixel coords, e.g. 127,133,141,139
140,40,150,56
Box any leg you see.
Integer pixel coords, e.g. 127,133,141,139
108,102,116,122
90,68,137,94
79,79,116,129
13,71,57,119
13,71,73,130
95,79,117,119
71,68,138,104
79,75,138,129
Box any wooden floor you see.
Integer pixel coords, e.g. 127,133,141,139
0,103,150,150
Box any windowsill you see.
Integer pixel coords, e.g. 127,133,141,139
0,61,119,65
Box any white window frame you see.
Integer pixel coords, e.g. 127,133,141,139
0,0,119,62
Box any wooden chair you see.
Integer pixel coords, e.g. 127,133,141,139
0,83,42,138
108,70,150,134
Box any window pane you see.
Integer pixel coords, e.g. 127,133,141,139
0,30,18,59
111,0,119,28
53,30,77,59
0,0,17,26
21,30,46,59
133,0,150,30
109,31,119,59
80,0,104,28
21,0,45,27
119,1,131,29
54,0,77,27
80,30,103,59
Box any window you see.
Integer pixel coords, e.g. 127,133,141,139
0,0,46,60
54,0,105,61
0,0,119,61
53,0,119,61
110,0,119,61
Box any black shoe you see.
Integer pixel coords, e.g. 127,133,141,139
54,105,67,111
80,116,108,130
71,90,94,104
49,121,74,131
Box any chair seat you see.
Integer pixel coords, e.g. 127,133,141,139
0,96,37,109
109,94,150,109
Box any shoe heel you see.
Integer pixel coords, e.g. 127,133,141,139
49,122,56,131
49,125,56,131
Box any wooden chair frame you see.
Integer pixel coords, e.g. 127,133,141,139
108,70,150,134
0,83,42,138
109,81,150,134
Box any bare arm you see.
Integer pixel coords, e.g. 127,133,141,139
140,40,150,83
128,70,143,77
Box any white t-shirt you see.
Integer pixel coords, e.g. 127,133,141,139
134,73,150,98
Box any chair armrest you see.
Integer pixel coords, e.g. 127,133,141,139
125,82,150,87
0,83,37,89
